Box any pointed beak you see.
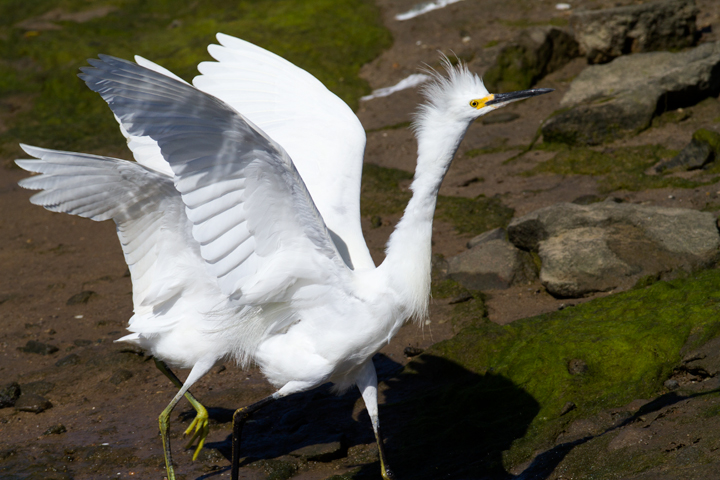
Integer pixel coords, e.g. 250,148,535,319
485,88,554,107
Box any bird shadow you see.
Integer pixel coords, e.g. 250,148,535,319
194,353,542,480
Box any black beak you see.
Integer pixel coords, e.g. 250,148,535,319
485,87,554,106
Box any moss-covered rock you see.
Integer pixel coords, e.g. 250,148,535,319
526,144,713,192
483,27,578,93
377,269,720,478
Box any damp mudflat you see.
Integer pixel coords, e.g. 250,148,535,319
3,0,720,479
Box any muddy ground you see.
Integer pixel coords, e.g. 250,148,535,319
2,0,720,479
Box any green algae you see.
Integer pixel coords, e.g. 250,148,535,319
693,128,720,155
435,194,514,236
0,0,391,156
413,269,720,472
360,163,515,236
526,144,710,192
431,278,487,330
360,163,413,217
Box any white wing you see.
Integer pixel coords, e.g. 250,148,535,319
193,34,374,271
15,146,195,316
112,56,190,177
79,55,351,305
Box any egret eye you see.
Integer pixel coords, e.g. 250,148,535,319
470,100,480,108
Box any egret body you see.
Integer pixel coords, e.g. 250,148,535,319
16,34,551,480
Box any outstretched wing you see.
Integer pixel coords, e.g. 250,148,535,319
79,55,351,305
193,34,374,270
15,146,195,314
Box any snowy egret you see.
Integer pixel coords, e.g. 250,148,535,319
16,34,551,480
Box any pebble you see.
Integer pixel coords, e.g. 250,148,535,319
18,340,58,355
664,379,680,390
404,346,425,357
43,424,67,435
0,382,21,408
567,358,588,375
15,393,53,413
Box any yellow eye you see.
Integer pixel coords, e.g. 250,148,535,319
470,100,480,108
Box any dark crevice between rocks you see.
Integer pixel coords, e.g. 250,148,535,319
654,66,720,116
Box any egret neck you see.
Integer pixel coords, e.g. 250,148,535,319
380,113,470,323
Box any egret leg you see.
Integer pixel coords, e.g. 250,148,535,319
157,357,216,480
231,380,320,480
357,360,396,480
154,358,210,459
231,395,277,480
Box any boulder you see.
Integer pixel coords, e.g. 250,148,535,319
542,42,720,145
570,0,698,64
466,227,506,249
652,128,720,173
508,202,720,297
483,26,579,92
447,236,537,291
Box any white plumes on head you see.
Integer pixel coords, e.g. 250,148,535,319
412,55,489,134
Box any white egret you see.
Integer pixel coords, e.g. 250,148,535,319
16,34,551,480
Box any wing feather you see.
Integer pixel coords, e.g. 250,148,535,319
79,55,350,304
15,146,195,314
194,34,374,270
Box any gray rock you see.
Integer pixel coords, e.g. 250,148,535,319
678,335,720,378
542,42,720,145
18,340,58,355
539,226,639,297
653,128,720,173
15,393,52,413
466,227,506,249
654,138,713,173
484,26,579,92
570,0,698,64
448,238,537,290
664,379,680,390
508,202,720,297
0,382,21,408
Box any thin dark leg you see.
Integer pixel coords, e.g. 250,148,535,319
231,395,277,480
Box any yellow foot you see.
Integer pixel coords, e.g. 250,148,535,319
381,465,396,480
183,404,210,461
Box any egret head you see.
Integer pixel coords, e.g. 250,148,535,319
415,56,553,127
